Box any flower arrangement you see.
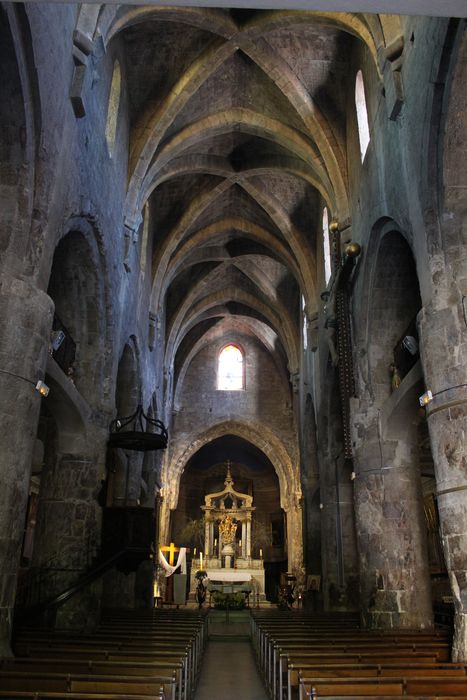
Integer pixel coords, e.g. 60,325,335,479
195,570,208,608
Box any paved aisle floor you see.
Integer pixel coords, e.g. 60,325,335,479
194,640,269,700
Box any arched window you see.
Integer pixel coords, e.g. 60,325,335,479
140,202,150,275
355,70,370,162
105,60,121,157
322,206,332,285
218,344,244,390
302,295,308,351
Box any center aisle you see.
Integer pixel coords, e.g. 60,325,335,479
194,640,269,700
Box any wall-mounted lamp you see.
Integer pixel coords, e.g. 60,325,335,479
50,330,65,352
35,380,50,397
419,390,433,407
350,471,356,481
402,335,419,356
319,503,324,510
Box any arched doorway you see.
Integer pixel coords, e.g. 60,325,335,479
172,435,285,601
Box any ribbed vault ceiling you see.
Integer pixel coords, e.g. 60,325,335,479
102,7,392,385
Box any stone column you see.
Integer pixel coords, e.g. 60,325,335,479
204,519,210,561
351,400,433,629
0,275,53,655
419,304,467,660
246,516,251,558
158,492,172,549
285,496,304,576
320,450,359,611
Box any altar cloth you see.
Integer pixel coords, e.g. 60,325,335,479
206,570,252,582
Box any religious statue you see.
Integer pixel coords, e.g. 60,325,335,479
219,515,237,544
389,363,401,391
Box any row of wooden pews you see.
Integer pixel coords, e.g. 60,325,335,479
0,608,207,700
251,610,466,699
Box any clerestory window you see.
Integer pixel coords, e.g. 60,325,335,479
302,295,308,351
322,206,332,285
355,70,370,162
105,60,121,158
218,344,244,390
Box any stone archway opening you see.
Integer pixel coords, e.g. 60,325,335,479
171,435,286,602
355,227,433,629
47,230,105,403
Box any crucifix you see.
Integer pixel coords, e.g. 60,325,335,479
160,542,180,566
159,542,190,606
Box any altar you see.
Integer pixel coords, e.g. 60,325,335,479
189,463,266,601
190,561,266,600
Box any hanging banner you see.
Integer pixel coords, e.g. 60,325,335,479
159,547,187,577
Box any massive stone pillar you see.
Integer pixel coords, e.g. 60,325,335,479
352,399,433,629
320,450,359,611
419,304,467,660
285,494,304,578
0,274,53,654
32,452,103,628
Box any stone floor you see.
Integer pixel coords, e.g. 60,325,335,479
207,609,251,639
194,640,269,700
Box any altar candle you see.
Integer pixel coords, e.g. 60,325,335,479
200,552,203,570
260,548,263,558
193,548,197,557
239,540,242,547
214,539,217,547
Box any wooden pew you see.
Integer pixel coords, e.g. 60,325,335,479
0,670,176,699
250,610,455,700
5,608,207,700
272,641,450,696
289,663,467,700
299,675,467,698
0,694,165,699
279,652,442,700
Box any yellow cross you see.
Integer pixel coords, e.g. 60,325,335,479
160,542,180,566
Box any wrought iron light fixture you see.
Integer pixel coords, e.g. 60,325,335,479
35,379,50,397
108,404,168,451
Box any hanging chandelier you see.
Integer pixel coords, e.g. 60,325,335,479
108,404,168,451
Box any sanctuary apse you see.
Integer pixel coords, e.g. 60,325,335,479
0,0,466,668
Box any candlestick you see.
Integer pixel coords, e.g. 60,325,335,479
193,547,197,557
260,548,263,558
239,539,242,548
200,552,203,570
